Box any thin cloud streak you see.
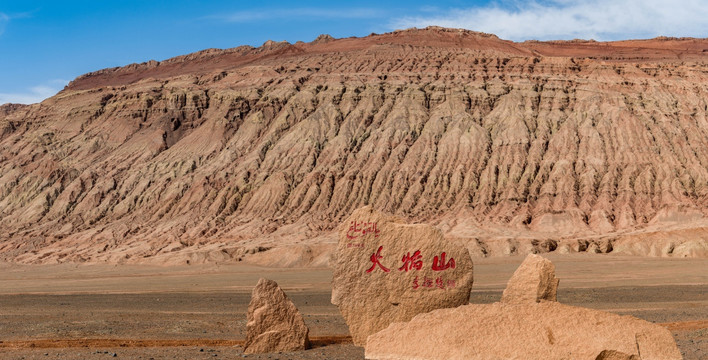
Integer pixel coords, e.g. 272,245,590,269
0,79,69,105
0,12,9,36
390,0,708,41
0,10,34,37
212,8,386,23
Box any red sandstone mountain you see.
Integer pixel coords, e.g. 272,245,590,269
2,27,708,265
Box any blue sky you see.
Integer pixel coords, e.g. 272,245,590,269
1,0,707,105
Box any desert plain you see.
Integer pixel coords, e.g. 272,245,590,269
0,254,705,359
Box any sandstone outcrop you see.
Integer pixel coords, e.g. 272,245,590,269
244,278,310,353
2,27,708,264
501,253,559,303
331,206,473,345
365,301,682,359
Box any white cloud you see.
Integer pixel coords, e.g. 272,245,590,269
0,79,69,105
390,0,708,41
213,8,385,23
0,12,9,36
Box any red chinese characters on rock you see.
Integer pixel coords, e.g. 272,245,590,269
412,276,456,290
398,250,423,272
432,252,456,271
347,221,381,240
364,247,458,289
366,246,390,273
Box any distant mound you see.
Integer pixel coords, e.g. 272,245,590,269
2,27,708,265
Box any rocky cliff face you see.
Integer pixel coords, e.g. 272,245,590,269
2,27,708,264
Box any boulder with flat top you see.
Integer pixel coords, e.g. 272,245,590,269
365,301,681,360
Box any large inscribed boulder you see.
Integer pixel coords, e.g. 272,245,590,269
501,253,559,303
365,301,682,360
244,278,310,353
331,206,474,345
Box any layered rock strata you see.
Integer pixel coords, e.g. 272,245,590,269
2,27,708,264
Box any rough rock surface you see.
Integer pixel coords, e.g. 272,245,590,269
501,253,559,303
365,302,682,360
594,350,639,360
2,27,708,264
244,278,310,353
331,206,473,345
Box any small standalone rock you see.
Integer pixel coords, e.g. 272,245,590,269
243,278,310,353
501,253,559,303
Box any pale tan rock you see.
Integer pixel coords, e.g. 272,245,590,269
244,278,310,353
501,253,559,304
331,206,474,345
365,302,682,360
594,350,639,360
635,330,685,360
557,244,571,254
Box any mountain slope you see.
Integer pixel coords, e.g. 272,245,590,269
2,27,708,264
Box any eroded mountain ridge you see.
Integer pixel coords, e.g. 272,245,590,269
2,27,708,264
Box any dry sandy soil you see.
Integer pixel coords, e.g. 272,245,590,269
0,254,705,359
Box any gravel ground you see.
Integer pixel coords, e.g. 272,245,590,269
0,257,705,359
